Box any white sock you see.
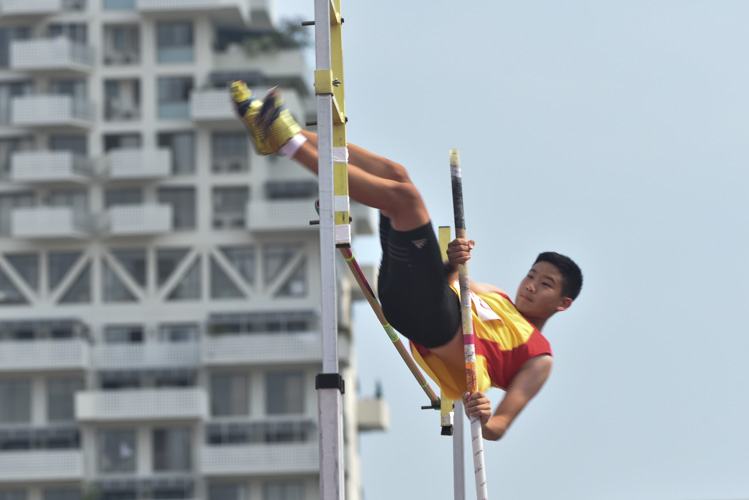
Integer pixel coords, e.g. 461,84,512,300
278,133,307,158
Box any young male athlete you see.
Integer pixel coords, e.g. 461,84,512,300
230,82,583,440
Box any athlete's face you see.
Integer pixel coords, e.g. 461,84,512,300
515,261,572,327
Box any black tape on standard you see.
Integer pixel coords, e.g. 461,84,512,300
316,373,345,394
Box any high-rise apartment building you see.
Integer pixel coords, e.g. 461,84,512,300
0,1,384,499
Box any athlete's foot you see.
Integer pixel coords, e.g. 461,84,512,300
230,81,302,155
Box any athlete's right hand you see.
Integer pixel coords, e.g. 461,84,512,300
447,238,475,268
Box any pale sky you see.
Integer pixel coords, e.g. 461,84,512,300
275,1,749,498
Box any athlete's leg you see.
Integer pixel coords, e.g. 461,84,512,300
300,130,411,184
291,134,428,231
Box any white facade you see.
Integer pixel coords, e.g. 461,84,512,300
0,2,383,500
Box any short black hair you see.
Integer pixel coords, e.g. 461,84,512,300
534,252,583,301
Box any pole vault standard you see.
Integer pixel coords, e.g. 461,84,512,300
450,150,489,500
313,0,348,498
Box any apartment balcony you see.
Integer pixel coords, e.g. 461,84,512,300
0,339,89,373
103,204,173,236
137,0,248,26
202,332,351,366
0,0,63,18
0,450,83,483
10,151,93,185
190,88,236,123
11,206,93,239
246,199,319,232
11,95,94,130
93,342,199,370
10,39,94,76
76,388,208,422
357,398,389,432
201,442,317,476
106,148,171,181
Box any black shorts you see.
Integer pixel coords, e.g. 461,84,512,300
377,214,460,348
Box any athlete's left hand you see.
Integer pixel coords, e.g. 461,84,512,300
463,391,492,426
447,238,475,268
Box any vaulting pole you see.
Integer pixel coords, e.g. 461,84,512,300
450,149,489,500
339,247,440,407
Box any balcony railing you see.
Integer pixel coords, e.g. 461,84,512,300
0,0,62,16
202,332,351,366
201,442,317,476
0,339,89,373
0,450,83,482
103,204,173,236
11,206,93,239
10,151,92,184
190,88,236,122
93,342,199,370
11,95,94,129
10,39,94,73
245,199,319,232
106,148,171,180
76,388,207,422
137,0,243,15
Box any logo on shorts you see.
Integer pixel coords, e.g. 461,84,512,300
411,238,428,249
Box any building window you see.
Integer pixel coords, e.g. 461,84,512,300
208,484,244,500
153,428,191,472
47,23,87,44
263,482,303,500
48,252,81,290
104,325,143,343
210,258,243,299
157,77,193,120
158,187,195,230
167,258,201,301
98,429,136,473
0,135,34,175
0,491,26,500
158,324,198,342
99,490,136,500
0,192,34,236
49,135,87,155
102,260,136,303
5,254,38,292
43,489,80,500
211,133,248,173
263,244,301,284
105,188,142,208
59,263,91,304
0,379,31,423
266,372,304,415
104,133,141,151
220,247,255,285
158,132,194,174
276,260,306,297
111,250,146,287
0,27,31,69
213,187,248,229
103,23,139,61
210,373,249,417
0,266,26,305
156,22,193,64
157,248,189,286
47,377,84,423
46,189,88,213
103,0,136,11
104,79,140,121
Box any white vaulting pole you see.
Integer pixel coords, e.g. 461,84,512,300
314,0,346,498
450,150,489,500
453,400,466,499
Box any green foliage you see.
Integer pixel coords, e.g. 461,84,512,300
243,19,311,56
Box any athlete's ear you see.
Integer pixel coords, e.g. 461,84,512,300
556,297,572,312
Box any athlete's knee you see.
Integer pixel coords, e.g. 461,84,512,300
388,182,424,211
384,159,411,184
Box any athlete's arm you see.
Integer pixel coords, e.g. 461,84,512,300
445,238,507,295
463,354,552,441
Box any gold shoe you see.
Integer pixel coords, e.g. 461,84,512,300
230,81,301,155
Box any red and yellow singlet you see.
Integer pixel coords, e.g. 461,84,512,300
410,285,552,400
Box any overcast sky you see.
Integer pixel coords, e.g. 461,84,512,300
274,2,749,498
